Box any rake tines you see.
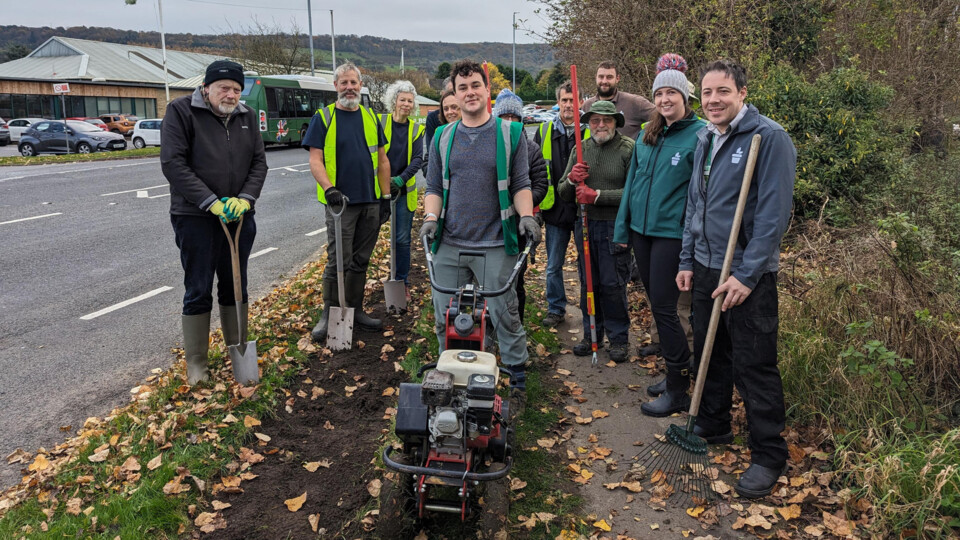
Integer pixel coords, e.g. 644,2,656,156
638,423,720,508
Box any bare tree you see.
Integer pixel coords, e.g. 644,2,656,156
225,18,310,75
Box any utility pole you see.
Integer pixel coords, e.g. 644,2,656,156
307,0,315,76
158,0,169,104
512,12,519,91
330,10,336,71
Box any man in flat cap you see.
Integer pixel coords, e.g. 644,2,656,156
161,59,267,385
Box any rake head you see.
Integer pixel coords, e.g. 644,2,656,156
638,426,720,507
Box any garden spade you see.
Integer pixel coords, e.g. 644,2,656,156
327,197,354,351
384,196,406,313
220,217,259,385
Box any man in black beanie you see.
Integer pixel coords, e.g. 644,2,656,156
161,59,267,385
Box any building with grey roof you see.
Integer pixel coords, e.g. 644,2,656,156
0,37,226,121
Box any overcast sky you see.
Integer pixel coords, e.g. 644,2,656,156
7,0,549,44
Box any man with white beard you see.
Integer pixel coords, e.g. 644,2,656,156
557,100,635,363
302,62,392,341
161,59,268,385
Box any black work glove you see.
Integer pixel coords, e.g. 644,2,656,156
324,186,344,207
379,198,391,226
518,215,541,244
420,220,438,243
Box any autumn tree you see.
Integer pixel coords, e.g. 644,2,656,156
224,18,310,75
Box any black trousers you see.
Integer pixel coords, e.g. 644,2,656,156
171,213,256,316
692,262,787,469
574,219,631,344
629,232,688,368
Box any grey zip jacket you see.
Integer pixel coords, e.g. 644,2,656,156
679,104,795,290
161,87,267,216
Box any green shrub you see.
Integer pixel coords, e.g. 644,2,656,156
749,64,907,224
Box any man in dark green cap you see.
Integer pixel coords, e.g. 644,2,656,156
557,100,635,363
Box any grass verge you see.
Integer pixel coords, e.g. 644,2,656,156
0,147,161,166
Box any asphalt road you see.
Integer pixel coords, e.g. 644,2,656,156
0,146,329,488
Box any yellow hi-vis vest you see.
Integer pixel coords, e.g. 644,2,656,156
379,113,425,212
538,121,590,210
315,103,382,204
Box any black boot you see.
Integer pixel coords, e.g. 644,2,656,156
640,366,690,417
646,377,666,397
573,337,602,356
345,272,382,331
311,280,336,342
735,463,786,498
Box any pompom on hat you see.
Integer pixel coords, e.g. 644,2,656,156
652,53,690,102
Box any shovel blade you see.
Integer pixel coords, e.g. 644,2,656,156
384,279,406,313
229,340,260,385
326,306,354,351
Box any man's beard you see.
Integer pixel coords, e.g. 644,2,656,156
338,91,360,108
597,84,616,99
592,129,614,144
216,102,237,115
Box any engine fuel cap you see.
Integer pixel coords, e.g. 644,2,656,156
456,351,478,362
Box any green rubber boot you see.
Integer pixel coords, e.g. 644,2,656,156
183,312,211,385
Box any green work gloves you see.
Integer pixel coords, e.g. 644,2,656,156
390,176,403,198
223,197,251,220
209,199,230,223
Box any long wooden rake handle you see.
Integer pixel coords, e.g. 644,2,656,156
688,133,762,419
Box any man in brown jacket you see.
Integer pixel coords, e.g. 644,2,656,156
582,61,655,139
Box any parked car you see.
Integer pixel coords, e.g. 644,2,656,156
6,117,47,142
18,120,127,156
0,118,9,146
99,114,137,135
131,119,163,148
67,117,109,131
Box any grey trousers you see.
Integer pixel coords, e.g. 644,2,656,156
431,244,528,367
322,202,380,280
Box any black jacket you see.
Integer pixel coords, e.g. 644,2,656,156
161,88,268,216
534,122,582,230
527,138,548,207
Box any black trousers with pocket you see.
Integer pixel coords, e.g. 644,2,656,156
692,261,788,469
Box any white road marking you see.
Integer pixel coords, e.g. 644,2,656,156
102,184,168,197
148,193,170,199
0,212,63,226
305,227,327,237
249,247,278,259
137,190,148,198
1,160,159,183
80,286,173,320
268,162,308,171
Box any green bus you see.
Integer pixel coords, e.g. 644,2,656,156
240,74,372,146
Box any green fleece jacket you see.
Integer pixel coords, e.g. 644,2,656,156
557,132,635,221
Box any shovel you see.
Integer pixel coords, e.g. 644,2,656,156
326,196,354,351
220,216,259,385
384,196,406,313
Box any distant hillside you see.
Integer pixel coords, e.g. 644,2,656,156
0,25,556,75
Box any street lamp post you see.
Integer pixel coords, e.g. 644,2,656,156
307,0,315,76
512,12,519,91
330,10,336,71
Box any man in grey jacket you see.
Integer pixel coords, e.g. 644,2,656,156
677,59,796,498
161,60,268,385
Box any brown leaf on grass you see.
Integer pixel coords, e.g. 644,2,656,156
223,414,239,424
195,511,227,533
28,454,50,472
788,443,806,463
381,387,396,397
238,386,256,399
65,497,82,515
536,438,556,449
163,476,189,495
284,492,307,512
510,477,527,490
381,344,395,354
88,446,110,463
297,337,317,353
254,433,271,442
803,524,825,537
243,415,261,428
650,470,665,484
120,456,140,473
367,479,382,497
238,447,264,464
147,454,163,471
564,405,581,416
76,475,94,484
212,500,231,510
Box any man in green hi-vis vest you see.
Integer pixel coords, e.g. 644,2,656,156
419,60,541,402
303,62,392,342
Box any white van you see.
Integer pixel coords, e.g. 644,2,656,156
131,119,163,148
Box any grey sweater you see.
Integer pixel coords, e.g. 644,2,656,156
425,117,531,249
557,132,635,221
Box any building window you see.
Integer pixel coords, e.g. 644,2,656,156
0,94,11,119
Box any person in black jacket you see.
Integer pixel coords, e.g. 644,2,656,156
533,80,586,328
493,89,548,322
161,60,268,385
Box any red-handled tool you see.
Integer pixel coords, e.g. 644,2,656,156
571,65,598,367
